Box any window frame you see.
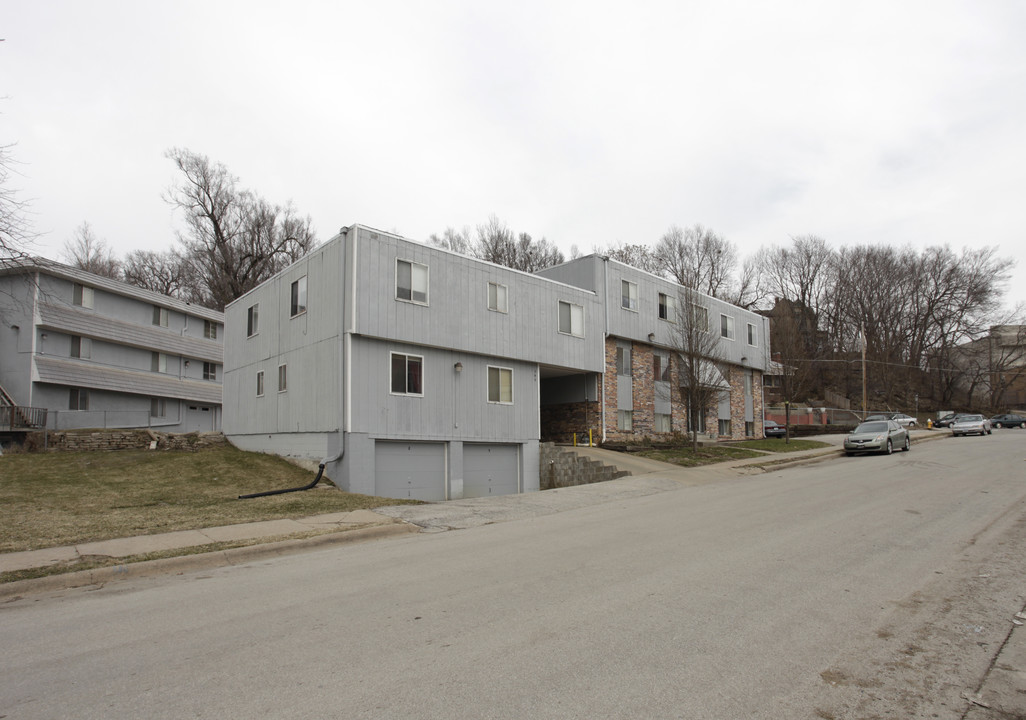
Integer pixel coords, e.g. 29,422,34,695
153,305,169,328
655,413,672,433
204,320,218,340
487,281,508,313
247,304,259,337
487,365,514,404
203,362,217,381
621,280,638,311
390,352,424,396
658,293,675,321
256,371,265,397
69,388,89,411
653,353,671,382
278,364,288,393
747,322,757,346
617,409,633,432
150,398,167,418
151,352,167,373
720,314,735,340
558,300,585,338
396,259,429,305
73,284,94,309
290,276,308,318
70,335,91,359
616,345,632,376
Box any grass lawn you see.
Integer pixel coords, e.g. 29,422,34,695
730,438,832,453
0,445,419,554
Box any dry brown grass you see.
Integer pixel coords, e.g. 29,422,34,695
0,445,418,553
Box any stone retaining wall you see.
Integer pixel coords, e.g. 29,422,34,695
23,430,227,453
540,442,631,490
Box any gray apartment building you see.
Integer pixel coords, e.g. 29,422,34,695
0,259,224,432
223,225,772,502
222,225,603,501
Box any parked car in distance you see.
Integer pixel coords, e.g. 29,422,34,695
889,413,917,427
951,414,992,436
764,420,787,438
844,420,910,456
989,414,1026,429
935,413,971,428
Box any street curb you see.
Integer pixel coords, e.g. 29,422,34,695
743,431,950,473
0,522,417,601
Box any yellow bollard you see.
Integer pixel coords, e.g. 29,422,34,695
589,429,593,447
573,433,577,447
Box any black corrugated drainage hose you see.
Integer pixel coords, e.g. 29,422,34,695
237,463,325,499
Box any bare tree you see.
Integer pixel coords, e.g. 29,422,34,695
667,287,729,452
769,307,820,442
165,147,316,310
654,224,737,299
0,142,34,262
428,226,473,255
122,249,195,299
434,214,565,272
599,242,660,274
62,222,122,279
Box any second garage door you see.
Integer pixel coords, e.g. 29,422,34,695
375,442,446,501
463,444,519,498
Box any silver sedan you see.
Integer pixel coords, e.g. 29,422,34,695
951,414,992,436
844,420,910,456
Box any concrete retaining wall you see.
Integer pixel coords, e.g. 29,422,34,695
540,442,630,490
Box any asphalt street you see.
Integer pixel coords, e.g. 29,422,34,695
2,432,1025,719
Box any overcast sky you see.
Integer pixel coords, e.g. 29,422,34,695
4,0,1025,309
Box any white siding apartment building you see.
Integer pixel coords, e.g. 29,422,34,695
0,259,224,432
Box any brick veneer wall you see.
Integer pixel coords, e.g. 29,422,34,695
540,401,602,444
601,335,765,443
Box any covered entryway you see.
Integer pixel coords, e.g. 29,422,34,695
463,443,519,498
374,441,446,501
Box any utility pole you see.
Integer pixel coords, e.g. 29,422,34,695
861,322,867,420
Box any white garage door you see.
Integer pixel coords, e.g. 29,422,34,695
374,442,446,501
463,444,519,498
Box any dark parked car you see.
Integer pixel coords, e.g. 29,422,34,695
844,420,910,456
935,413,972,428
989,414,1026,429
764,420,786,438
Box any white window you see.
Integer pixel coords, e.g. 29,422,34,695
390,353,424,395
69,388,89,410
204,320,218,340
558,300,584,337
70,336,91,359
744,369,753,395
689,303,709,332
151,352,167,373
153,306,169,327
745,421,755,437
655,413,672,433
720,314,735,340
616,346,631,376
256,371,264,397
653,354,671,382
290,276,307,317
488,282,508,313
203,362,216,381
73,284,94,309
747,322,757,346
618,410,633,431
150,398,166,418
247,304,259,337
487,366,513,404
621,280,638,311
278,364,288,392
658,293,675,321
396,259,429,304
718,419,732,436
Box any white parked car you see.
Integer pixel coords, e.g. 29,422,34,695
951,414,992,437
889,413,917,428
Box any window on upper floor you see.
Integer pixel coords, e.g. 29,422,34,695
73,284,94,309
278,364,288,392
658,293,675,321
621,280,638,311
654,353,671,382
204,320,218,340
396,259,428,305
151,352,167,373
203,362,217,381
390,352,423,395
487,366,513,404
247,304,259,337
747,322,757,346
153,306,169,328
150,398,166,418
290,276,307,317
70,336,91,359
256,371,265,397
488,282,508,313
689,303,709,332
720,314,735,340
616,346,632,376
69,388,89,411
558,300,584,337
744,369,753,395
